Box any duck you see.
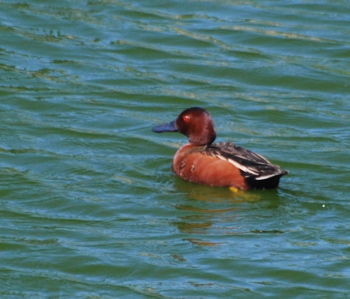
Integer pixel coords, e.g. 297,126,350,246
152,107,288,190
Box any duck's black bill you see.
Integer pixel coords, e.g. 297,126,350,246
152,120,178,133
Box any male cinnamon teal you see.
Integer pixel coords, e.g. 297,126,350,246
152,107,288,190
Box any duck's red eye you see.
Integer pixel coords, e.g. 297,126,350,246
183,115,191,123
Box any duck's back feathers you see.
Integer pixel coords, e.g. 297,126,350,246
204,142,288,189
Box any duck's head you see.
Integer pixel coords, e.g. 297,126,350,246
152,107,216,146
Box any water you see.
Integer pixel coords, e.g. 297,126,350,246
1,0,350,298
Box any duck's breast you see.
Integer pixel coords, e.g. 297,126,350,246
172,144,249,189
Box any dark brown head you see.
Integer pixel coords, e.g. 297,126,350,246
152,107,216,145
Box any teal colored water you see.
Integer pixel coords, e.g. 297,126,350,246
1,0,349,298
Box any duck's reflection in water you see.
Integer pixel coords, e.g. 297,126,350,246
171,180,273,246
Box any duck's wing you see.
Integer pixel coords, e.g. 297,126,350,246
205,142,288,180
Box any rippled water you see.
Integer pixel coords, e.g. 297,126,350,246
1,0,349,298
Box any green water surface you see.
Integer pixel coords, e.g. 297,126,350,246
1,0,349,298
